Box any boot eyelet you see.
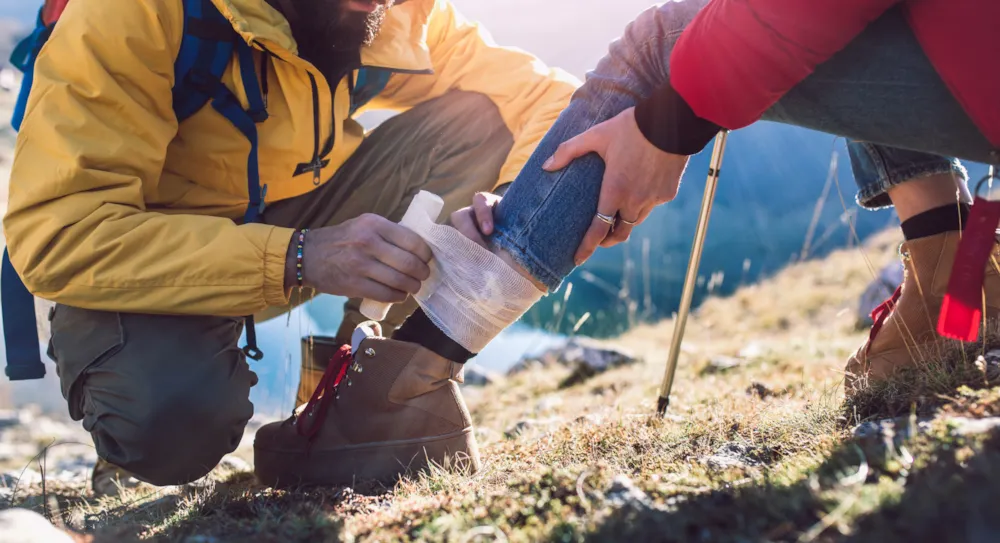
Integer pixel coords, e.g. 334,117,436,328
365,348,376,357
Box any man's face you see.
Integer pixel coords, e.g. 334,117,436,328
309,0,395,50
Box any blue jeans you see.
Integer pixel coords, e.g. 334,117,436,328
491,1,996,292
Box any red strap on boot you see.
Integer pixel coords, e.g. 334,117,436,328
939,179,1000,342
866,285,902,355
296,345,353,439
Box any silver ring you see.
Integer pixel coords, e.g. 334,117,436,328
595,212,616,226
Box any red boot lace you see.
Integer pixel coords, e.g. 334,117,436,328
296,344,353,439
866,285,902,355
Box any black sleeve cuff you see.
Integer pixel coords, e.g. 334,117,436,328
634,82,722,156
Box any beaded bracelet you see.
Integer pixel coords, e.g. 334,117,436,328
296,229,308,288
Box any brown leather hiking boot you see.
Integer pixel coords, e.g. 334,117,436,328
254,323,480,488
846,231,1000,393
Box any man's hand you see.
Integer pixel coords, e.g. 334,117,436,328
284,214,432,302
449,192,502,248
542,107,690,265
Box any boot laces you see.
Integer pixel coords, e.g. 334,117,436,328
866,285,902,355
296,344,354,439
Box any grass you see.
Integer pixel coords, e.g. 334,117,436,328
8,229,1000,542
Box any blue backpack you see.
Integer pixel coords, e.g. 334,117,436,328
3,0,269,381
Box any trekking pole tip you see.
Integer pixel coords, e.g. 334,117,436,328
656,395,670,417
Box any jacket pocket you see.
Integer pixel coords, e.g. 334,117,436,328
48,305,125,419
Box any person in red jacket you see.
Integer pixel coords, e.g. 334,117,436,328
443,0,1000,393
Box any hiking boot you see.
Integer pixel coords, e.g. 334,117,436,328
845,231,1000,393
92,458,142,497
254,322,480,487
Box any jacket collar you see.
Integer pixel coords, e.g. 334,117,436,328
211,0,433,73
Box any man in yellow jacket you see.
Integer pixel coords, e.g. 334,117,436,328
4,0,576,491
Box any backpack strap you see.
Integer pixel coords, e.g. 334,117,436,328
3,7,53,381
173,0,269,360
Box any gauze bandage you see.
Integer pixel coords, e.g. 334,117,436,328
361,191,544,353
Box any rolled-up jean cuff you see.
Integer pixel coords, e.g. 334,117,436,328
855,158,969,210
490,230,563,293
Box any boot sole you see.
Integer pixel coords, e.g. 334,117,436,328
253,428,480,488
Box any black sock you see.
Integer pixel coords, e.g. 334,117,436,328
392,308,476,363
900,203,971,241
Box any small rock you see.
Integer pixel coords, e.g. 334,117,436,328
503,418,563,439
574,413,603,426
700,443,762,471
557,339,641,387
739,343,766,360
2,468,42,488
0,410,28,431
535,395,563,413
949,417,1000,436
604,475,655,511
852,416,932,443
462,366,500,387
702,455,746,471
0,508,75,543
746,382,775,399
852,416,934,469
217,454,252,473
0,442,39,462
704,356,743,373
508,339,639,385
561,338,640,373
978,350,1000,381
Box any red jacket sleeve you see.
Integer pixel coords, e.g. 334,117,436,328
635,0,901,154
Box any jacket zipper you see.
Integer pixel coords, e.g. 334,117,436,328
253,40,432,185
306,72,323,186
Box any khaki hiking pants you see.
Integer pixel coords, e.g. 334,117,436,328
47,91,512,485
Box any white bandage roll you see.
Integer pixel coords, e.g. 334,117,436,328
406,210,545,353
360,191,445,321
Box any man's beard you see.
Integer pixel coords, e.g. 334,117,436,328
320,1,393,51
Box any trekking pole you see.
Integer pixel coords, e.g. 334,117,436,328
657,130,730,417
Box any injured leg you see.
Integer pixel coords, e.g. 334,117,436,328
391,106,613,362
389,192,547,362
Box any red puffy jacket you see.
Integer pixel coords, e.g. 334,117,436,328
636,0,1000,159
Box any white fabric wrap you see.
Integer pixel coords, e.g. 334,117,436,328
361,191,543,353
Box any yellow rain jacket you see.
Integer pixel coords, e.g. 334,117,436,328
4,0,578,317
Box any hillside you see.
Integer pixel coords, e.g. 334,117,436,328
6,229,1000,541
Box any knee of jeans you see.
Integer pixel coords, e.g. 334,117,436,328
88,374,253,486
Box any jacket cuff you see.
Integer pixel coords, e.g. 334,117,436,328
634,82,722,156
263,226,295,307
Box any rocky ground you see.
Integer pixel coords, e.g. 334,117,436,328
2,229,1000,541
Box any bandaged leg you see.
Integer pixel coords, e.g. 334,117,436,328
364,192,543,356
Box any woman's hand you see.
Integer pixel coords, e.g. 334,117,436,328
542,107,690,265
